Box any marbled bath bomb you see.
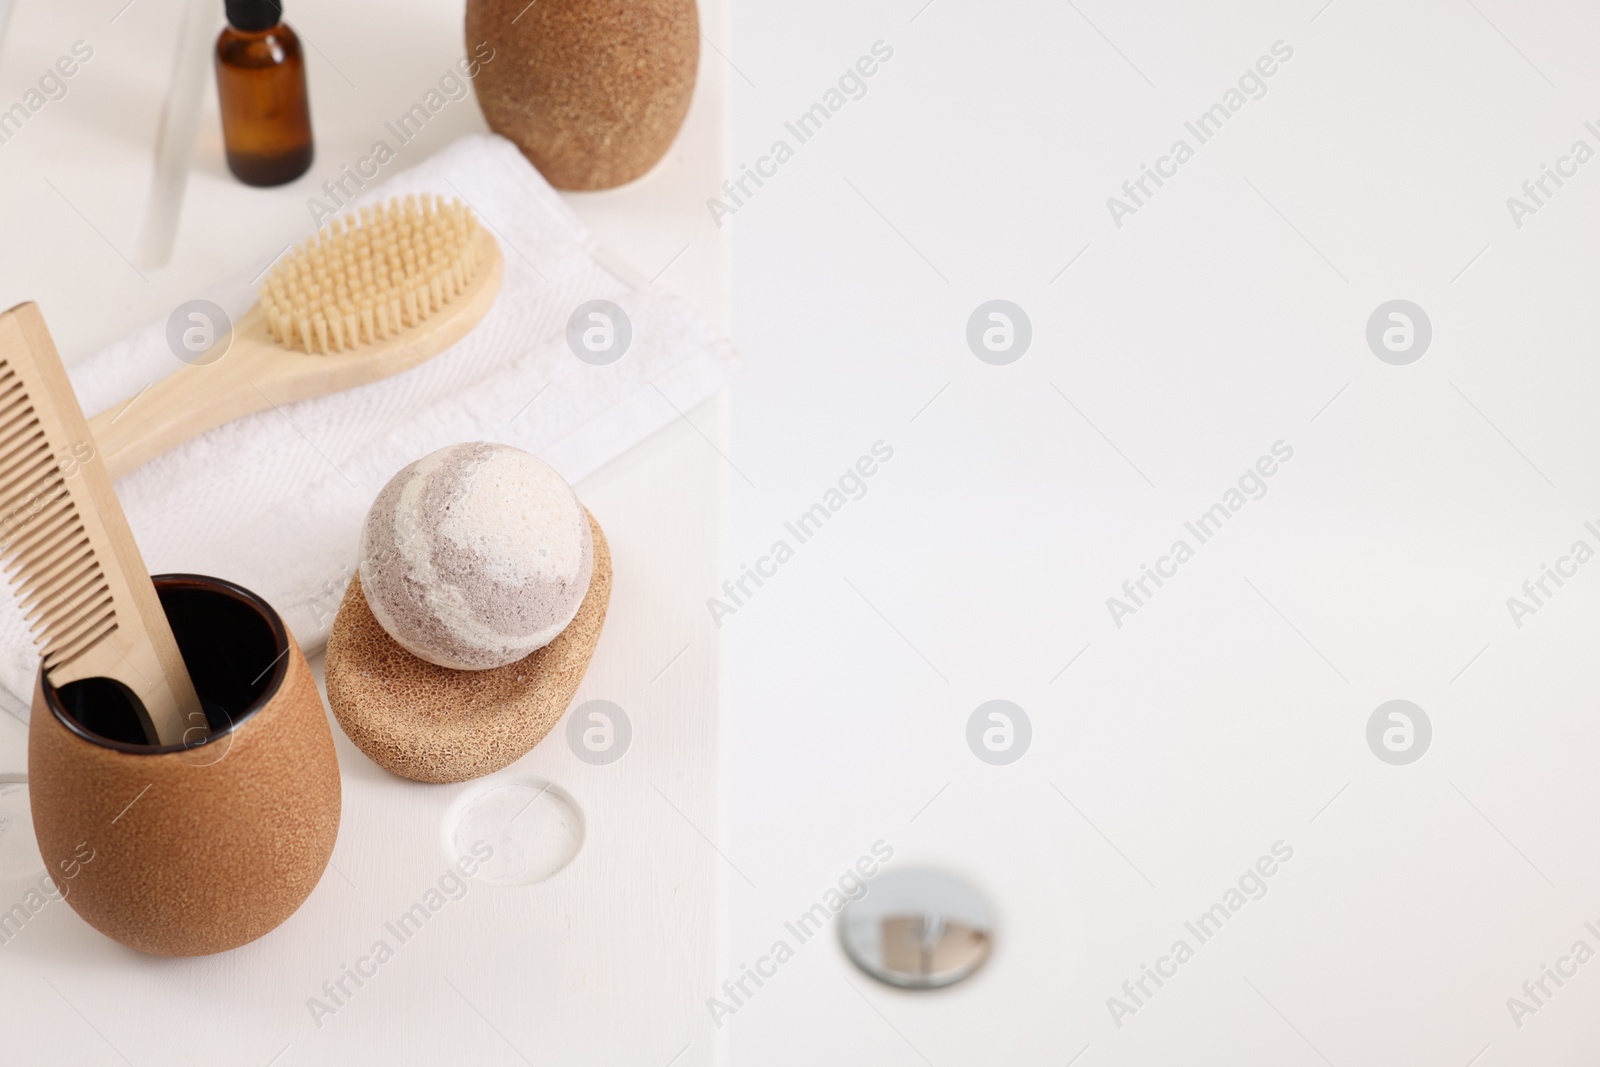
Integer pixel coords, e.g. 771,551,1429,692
359,442,594,670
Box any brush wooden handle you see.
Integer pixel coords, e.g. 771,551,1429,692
0,303,204,746
89,228,503,481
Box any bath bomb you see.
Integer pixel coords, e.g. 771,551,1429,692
358,442,594,670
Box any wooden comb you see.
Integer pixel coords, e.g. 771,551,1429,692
90,194,503,480
0,302,205,746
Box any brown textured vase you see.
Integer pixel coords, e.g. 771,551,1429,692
325,512,611,784
28,575,340,957
466,0,698,190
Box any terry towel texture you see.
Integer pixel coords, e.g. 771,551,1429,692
0,133,739,721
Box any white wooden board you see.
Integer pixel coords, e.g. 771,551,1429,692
0,0,729,1063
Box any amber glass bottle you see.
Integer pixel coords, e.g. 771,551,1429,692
215,0,313,186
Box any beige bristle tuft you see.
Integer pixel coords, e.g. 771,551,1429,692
258,195,484,355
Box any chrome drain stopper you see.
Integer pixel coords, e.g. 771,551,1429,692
839,867,992,989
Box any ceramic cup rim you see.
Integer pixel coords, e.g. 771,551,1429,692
37,572,292,756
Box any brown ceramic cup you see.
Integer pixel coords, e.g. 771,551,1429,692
27,574,340,956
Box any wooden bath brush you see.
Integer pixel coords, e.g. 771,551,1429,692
0,302,204,745
90,194,504,479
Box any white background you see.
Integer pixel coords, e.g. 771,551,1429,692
2,0,1600,1064
724,1,1600,1065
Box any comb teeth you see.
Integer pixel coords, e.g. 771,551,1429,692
259,193,484,355
0,378,116,672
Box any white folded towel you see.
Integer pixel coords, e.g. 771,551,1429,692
0,133,739,722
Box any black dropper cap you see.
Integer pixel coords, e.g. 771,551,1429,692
224,0,283,32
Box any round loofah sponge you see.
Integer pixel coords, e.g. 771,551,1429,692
358,442,593,670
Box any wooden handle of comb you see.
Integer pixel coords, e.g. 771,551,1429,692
0,304,206,747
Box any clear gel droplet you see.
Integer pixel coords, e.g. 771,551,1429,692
442,776,584,887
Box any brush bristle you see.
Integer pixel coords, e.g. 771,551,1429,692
0,364,116,670
259,193,484,355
